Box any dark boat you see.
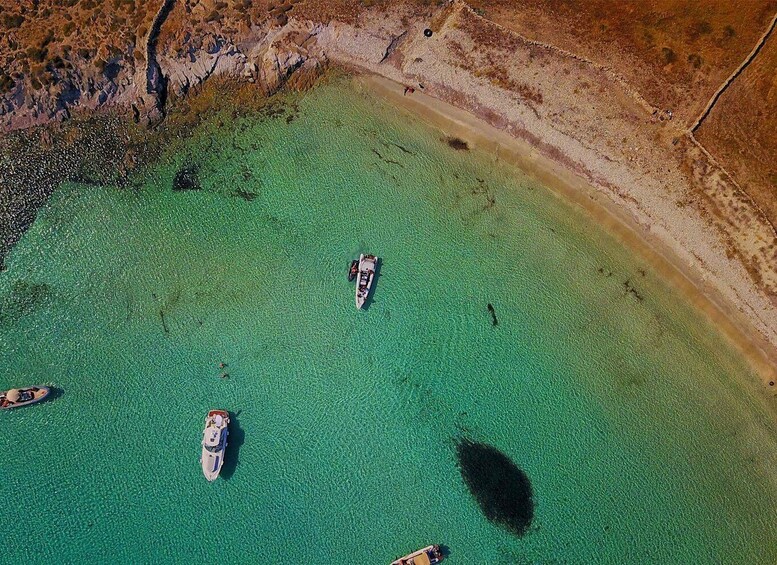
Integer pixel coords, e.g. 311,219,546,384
348,259,359,282
0,386,51,410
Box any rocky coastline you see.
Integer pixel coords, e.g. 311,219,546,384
0,3,329,131
1,0,776,386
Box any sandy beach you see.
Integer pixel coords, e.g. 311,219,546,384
308,0,777,397
1,0,775,395
358,73,777,393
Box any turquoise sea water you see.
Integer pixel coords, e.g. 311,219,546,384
1,79,776,564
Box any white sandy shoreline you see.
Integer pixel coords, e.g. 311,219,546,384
0,0,773,402
358,73,777,398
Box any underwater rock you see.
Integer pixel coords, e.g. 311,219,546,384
232,189,257,202
487,303,498,326
173,164,200,191
446,136,469,150
456,439,534,536
622,279,644,301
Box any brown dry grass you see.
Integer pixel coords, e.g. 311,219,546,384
695,30,777,228
0,0,158,90
463,0,777,237
158,0,277,52
466,0,777,123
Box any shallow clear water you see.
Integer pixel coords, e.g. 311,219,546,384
1,79,775,564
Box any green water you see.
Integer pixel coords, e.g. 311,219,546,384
1,79,776,564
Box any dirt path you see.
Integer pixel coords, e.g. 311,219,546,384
690,10,777,132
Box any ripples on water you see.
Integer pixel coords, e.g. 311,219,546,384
0,78,775,564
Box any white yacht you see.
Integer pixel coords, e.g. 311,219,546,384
201,409,229,481
356,253,378,309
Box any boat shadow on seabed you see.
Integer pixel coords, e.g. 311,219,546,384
220,410,245,480
46,386,65,402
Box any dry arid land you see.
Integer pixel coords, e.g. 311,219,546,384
1,0,776,391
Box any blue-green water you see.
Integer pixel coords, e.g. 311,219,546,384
1,79,776,564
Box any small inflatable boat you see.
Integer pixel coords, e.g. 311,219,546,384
0,386,51,410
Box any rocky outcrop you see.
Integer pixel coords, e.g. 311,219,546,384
0,11,329,132
0,51,140,131
150,19,328,107
135,0,177,126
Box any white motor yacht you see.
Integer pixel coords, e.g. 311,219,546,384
201,409,229,481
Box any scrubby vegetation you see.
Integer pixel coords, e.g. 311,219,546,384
0,0,158,91
0,0,280,92
466,0,777,121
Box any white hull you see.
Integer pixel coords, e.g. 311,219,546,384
356,253,377,309
201,450,225,482
391,544,444,565
201,410,229,481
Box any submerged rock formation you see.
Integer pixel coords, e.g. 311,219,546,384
456,438,534,536
172,163,200,191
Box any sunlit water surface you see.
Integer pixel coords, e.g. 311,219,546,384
1,79,775,564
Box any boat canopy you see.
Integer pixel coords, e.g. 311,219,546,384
414,554,432,565
6,389,20,402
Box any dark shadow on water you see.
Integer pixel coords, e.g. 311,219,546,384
46,386,65,403
445,136,469,151
230,188,258,202
221,410,244,480
0,281,52,327
455,438,534,537
439,545,452,558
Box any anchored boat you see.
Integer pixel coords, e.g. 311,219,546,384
201,410,229,481
391,544,444,565
356,253,378,309
0,386,50,410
